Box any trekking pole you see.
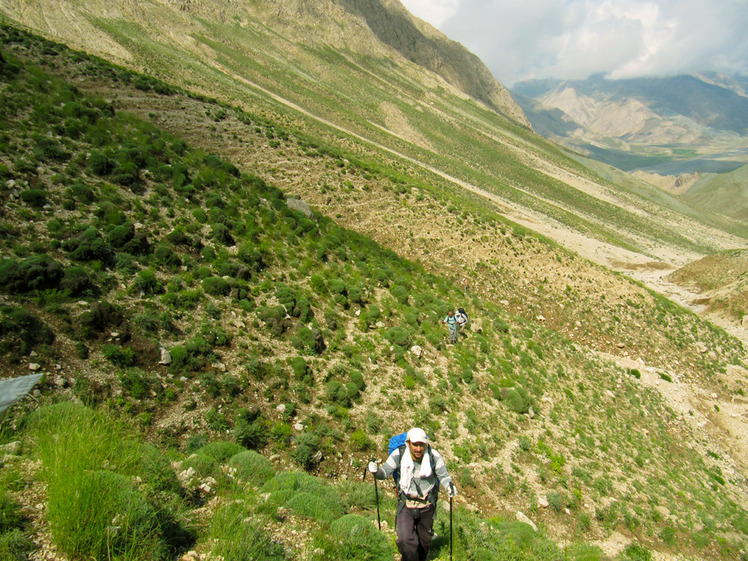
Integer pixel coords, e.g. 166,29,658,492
449,495,453,561
370,457,381,530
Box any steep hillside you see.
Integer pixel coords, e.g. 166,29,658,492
2,24,748,561
667,250,748,323
2,0,746,275
683,163,748,222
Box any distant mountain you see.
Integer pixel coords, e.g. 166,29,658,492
511,74,748,176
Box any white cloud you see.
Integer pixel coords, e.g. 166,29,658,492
401,0,748,86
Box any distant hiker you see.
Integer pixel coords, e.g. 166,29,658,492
461,277,470,292
443,310,458,344
369,428,457,561
455,307,468,332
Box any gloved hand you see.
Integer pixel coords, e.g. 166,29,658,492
368,461,378,474
447,482,458,497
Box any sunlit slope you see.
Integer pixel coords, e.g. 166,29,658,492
2,0,747,263
684,164,748,221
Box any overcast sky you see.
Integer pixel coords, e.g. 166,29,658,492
400,0,748,86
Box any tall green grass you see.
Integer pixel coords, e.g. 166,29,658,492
23,403,192,560
208,501,288,561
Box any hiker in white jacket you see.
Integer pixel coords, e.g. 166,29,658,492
369,427,457,561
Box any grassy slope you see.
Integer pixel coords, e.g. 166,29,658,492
3,2,747,260
685,164,748,222
1,22,748,561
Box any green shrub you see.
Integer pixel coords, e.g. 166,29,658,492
565,543,604,561
290,324,315,353
211,223,235,246
328,514,394,561
0,528,34,560
340,480,376,510
169,345,188,368
19,188,47,207
34,136,70,162
385,326,411,347
182,453,219,479
64,227,115,266
208,501,286,561
68,182,97,203
285,492,339,523
258,305,291,336
260,471,344,519
119,368,155,400
103,344,136,367
326,380,350,406
197,441,245,463
228,450,275,487
547,491,564,512
0,255,63,293
202,276,231,296
60,266,97,296
390,284,409,305
350,429,374,451
106,222,135,249
291,432,321,470
134,269,162,295
88,150,114,175
619,543,652,561
270,422,293,446
234,415,268,450
138,444,182,495
153,244,181,269
348,370,365,392
287,356,312,383
0,304,55,355
24,404,182,560
505,387,532,414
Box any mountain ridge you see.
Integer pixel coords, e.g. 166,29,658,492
511,73,748,178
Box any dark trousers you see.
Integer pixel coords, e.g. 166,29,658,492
396,504,435,561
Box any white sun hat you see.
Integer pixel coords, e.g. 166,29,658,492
406,427,428,443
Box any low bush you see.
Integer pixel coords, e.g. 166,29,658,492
134,269,162,295
119,368,156,400
202,276,231,296
19,188,47,207
197,441,245,463
504,387,532,414
234,414,268,450
228,450,275,487
620,543,652,561
0,255,63,293
285,492,339,523
208,502,287,561
103,344,136,367
291,433,321,471
327,514,394,561
0,528,35,560
326,380,351,406
60,266,98,296
63,227,115,266
0,304,55,355
385,326,411,347
106,221,135,249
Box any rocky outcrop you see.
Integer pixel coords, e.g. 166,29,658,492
337,0,529,126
